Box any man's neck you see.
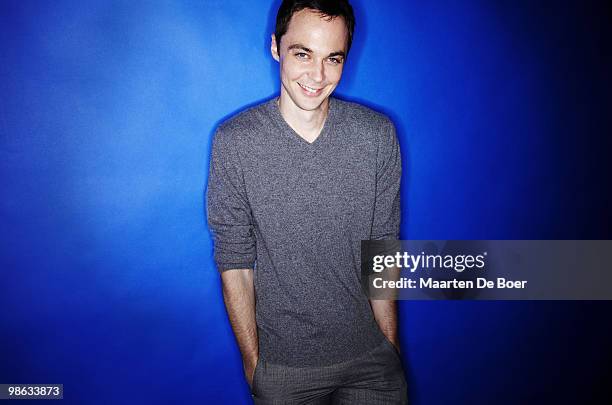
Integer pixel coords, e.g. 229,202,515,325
278,95,330,144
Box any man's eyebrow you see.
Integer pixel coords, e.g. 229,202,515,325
287,44,313,53
286,44,346,59
328,51,346,59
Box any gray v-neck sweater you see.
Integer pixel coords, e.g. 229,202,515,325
207,96,401,367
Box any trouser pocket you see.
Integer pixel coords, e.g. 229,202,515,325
250,357,262,395
382,336,402,360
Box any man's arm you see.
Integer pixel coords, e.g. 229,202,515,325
221,268,258,387
207,127,259,386
370,119,402,352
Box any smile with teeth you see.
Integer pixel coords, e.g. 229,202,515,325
298,82,322,95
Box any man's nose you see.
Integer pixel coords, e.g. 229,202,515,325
309,60,325,83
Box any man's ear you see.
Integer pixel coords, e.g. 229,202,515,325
271,34,280,62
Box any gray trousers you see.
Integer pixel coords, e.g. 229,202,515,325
251,338,408,404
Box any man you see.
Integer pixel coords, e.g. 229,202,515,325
207,0,406,403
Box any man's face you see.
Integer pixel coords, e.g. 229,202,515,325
271,9,348,113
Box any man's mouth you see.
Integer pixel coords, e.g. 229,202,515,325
298,82,323,96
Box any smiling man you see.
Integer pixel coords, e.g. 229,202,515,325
207,0,406,403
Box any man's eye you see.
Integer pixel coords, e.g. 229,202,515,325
328,58,343,65
295,52,309,59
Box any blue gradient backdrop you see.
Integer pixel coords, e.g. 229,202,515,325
1,1,610,404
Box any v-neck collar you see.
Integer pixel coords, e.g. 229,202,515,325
267,96,338,148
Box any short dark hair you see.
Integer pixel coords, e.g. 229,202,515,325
275,0,356,55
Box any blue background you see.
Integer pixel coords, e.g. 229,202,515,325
1,0,610,404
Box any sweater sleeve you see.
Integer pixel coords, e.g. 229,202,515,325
206,127,256,272
371,119,402,240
